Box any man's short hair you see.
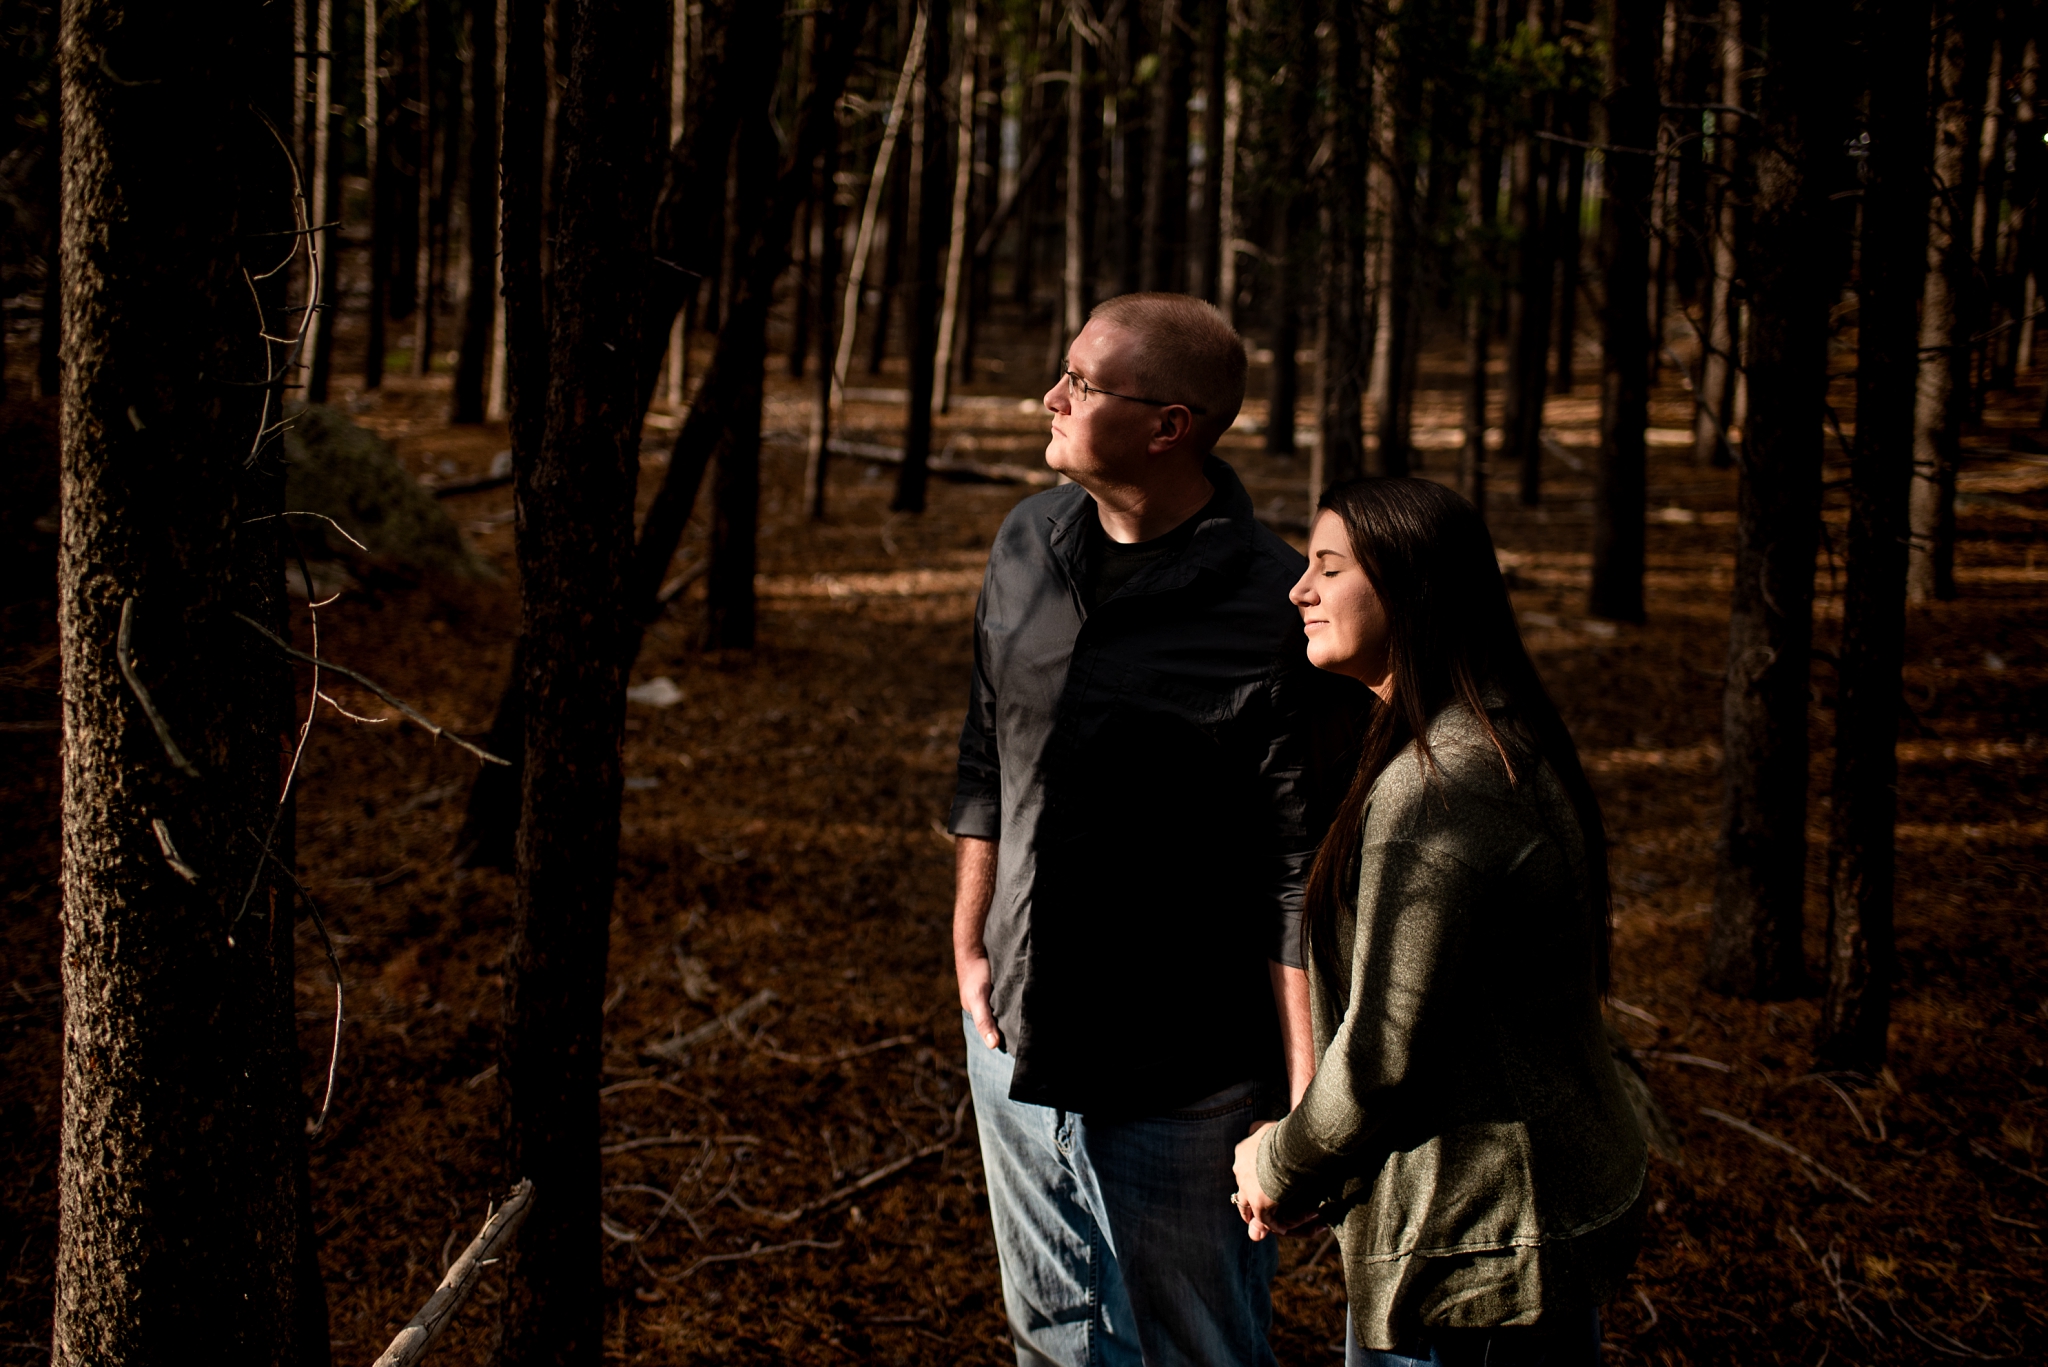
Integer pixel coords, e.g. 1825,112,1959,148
1087,292,1247,449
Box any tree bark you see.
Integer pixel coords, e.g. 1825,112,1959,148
1461,0,1496,517
1908,2,1988,604
54,2,327,1361
1588,0,1658,624
498,0,663,1362
1552,142,1585,394
806,105,844,519
1191,0,1227,300
1374,2,1425,479
364,0,387,390
412,8,435,376
894,0,952,514
1267,0,1318,456
305,0,341,402
1502,3,1554,505
1819,0,1931,1072
1316,0,1371,493
934,2,979,413
1140,0,1190,292
1704,0,1843,1000
452,0,499,422
1692,0,1741,467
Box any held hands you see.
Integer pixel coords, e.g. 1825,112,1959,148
1231,1122,1312,1241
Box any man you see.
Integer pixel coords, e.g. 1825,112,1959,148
948,293,1319,1367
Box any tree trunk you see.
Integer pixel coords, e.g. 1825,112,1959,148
1704,0,1842,1000
305,0,340,402
703,108,776,645
1589,0,1657,625
1502,5,1554,506
364,0,386,390
1216,0,1244,324
1374,6,1424,479
1191,0,1227,300
1908,2,1989,604
1462,0,1496,517
1692,0,1741,467
1820,0,1931,1072
412,7,435,376
1552,142,1585,394
54,3,328,1361
1316,0,1371,493
806,108,844,519
498,0,663,1361
454,0,551,873
894,0,951,514
1141,0,1190,292
934,2,979,414
452,0,499,422
1063,18,1086,342
1267,0,1318,456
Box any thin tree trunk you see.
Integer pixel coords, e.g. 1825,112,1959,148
364,0,386,389
412,8,435,376
1191,0,1226,300
498,0,663,1360
894,0,952,513
1063,17,1085,342
806,111,843,518
1820,0,1931,1072
664,0,689,406
1704,0,1842,1000
1552,142,1585,394
1462,0,1495,516
934,2,979,413
788,16,817,383
1375,5,1424,479
832,10,924,406
305,0,339,402
1216,0,1244,325
1502,1,1555,504
1267,0,1318,456
704,107,776,644
54,2,327,1361
1692,0,1741,466
1141,0,1186,291
1316,0,1370,493
452,0,499,422
1589,0,1656,624
1909,2,1988,603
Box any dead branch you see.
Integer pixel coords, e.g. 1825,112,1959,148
600,1132,764,1157
254,841,344,1133
751,1095,971,1225
729,1020,918,1068
1700,1108,1872,1203
643,988,778,1062
150,818,200,884
116,598,199,777
371,1179,534,1367
1785,1225,1886,1340
232,612,509,766
642,1237,844,1284
1969,1138,2048,1189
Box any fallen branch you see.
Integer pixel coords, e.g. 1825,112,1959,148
1701,1108,1872,1203
233,612,508,766
730,1024,918,1068
643,988,779,1062
643,1237,844,1284
752,1095,971,1225
601,1132,764,1157
1969,1138,2048,1189
372,1179,534,1367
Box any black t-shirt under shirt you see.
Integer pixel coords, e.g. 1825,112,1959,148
1083,490,1223,611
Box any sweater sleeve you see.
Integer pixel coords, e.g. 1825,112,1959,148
1256,835,1483,1214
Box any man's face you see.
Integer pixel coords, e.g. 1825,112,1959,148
1042,320,1188,487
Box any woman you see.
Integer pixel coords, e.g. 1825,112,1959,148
1231,478,1645,1366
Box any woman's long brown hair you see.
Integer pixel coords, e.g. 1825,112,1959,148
1301,478,1612,996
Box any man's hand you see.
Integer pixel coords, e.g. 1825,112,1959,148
953,836,1002,1050
1231,1121,1313,1241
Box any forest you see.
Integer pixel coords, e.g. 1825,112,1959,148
0,0,2044,1362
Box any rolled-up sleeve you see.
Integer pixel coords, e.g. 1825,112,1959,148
948,580,1002,839
1257,661,1318,968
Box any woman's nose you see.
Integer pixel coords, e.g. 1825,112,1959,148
1288,573,1315,606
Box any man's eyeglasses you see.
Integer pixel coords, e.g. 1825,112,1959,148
1057,368,1207,415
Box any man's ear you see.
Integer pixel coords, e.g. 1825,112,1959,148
1152,404,1195,450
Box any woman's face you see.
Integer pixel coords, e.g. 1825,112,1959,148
1290,508,1393,700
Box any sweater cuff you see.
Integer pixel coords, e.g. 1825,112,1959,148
1256,1113,1326,1220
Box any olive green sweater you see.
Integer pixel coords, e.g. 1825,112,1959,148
1256,701,1645,1351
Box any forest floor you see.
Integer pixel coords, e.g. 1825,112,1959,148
3,313,2046,1366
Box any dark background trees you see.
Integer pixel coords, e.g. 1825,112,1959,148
7,0,2048,1359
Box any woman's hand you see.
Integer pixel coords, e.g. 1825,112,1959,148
1231,1122,1308,1241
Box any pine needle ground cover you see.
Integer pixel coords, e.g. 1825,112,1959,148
2,349,2043,1364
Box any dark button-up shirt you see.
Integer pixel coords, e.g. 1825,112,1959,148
948,457,1317,1116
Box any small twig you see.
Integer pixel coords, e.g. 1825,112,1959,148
1640,1050,1732,1073
233,612,509,766
600,1133,764,1157
752,1096,971,1225
1789,1074,1887,1143
1700,1108,1872,1203
1634,1286,1659,1330
115,598,199,777
317,689,388,724
643,989,779,1062
244,510,369,552
253,840,343,1133
731,1023,918,1068
1969,1139,2048,1189
372,1180,534,1367
1889,1304,2010,1360
642,1237,844,1283
1786,1225,1886,1339
150,818,201,884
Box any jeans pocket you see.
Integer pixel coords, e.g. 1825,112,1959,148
1162,1077,1261,1122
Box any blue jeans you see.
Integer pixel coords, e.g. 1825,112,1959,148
963,1013,1280,1367
1346,1307,1602,1367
